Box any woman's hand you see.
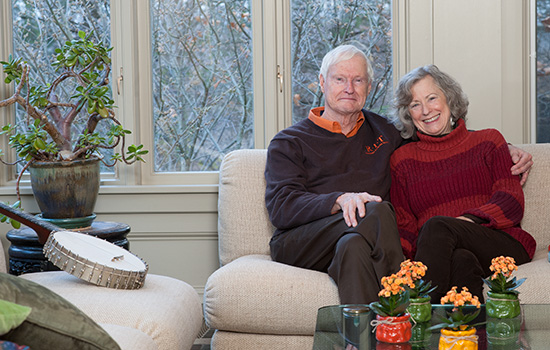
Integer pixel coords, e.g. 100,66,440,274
508,144,533,186
332,192,382,227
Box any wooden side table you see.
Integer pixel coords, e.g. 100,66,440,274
7,221,130,276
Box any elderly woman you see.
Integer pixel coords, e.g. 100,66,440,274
389,64,535,302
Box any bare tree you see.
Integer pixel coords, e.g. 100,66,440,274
151,0,253,172
151,0,393,171
290,0,392,124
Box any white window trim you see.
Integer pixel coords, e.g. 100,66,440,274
530,0,537,141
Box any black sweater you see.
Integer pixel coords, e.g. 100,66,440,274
265,109,403,232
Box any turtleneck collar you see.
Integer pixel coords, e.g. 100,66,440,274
415,118,469,151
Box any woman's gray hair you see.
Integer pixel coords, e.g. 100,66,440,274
319,45,374,83
390,64,469,139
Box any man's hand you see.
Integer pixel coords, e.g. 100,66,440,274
456,216,474,223
332,192,382,227
508,144,533,186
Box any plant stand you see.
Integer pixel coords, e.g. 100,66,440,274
7,221,130,276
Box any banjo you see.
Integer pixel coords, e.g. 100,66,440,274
0,202,148,289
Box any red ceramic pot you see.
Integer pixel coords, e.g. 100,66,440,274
374,313,412,343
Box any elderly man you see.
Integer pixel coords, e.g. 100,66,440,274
264,44,532,304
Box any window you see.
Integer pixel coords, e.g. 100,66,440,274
290,0,392,124
1,0,394,186
8,0,113,177
150,0,253,172
536,0,550,142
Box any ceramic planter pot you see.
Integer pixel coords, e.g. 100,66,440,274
439,327,478,350
374,313,412,344
485,292,521,319
407,296,432,322
29,157,100,227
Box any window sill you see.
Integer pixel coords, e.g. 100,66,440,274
0,183,219,196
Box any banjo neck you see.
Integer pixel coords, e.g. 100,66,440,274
0,202,59,244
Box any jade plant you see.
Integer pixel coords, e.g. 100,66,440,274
0,30,147,223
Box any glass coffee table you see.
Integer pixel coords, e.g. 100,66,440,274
313,304,550,350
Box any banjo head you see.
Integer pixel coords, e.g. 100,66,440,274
43,231,148,289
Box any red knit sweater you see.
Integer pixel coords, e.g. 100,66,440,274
390,119,536,260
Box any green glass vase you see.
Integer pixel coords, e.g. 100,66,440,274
410,322,431,349
486,316,521,346
485,292,521,319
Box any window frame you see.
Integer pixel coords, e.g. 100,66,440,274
1,0,467,189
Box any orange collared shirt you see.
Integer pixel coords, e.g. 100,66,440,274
308,107,364,138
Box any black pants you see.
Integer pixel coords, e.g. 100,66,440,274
415,216,530,303
269,201,404,304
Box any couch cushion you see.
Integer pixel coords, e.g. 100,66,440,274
20,272,202,350
99,324,158,350
218,149,273,265
0,272,121,350
203,255,339,335
516,250,550,303
517,144,550,251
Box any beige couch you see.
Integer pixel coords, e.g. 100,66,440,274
0,239,203,350
203,144,550,350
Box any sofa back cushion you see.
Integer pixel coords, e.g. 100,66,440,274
516,143,550,251
218,149,273,266
217,144,550,266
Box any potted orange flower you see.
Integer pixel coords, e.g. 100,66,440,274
483,256,525,319
398,260,436,322
369,272,412,344
429,286,483,350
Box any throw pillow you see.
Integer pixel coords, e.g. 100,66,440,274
0,300,31,336
0,272,121,350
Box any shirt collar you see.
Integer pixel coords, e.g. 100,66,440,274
307,107,365,137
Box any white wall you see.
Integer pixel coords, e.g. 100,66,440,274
395,0,530,144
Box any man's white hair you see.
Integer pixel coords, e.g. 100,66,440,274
319,45,373,83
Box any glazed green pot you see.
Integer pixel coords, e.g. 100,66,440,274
485,292,521,319
407,296,432,323
29,158,100,226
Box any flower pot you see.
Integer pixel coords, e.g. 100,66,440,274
439,327,478,350
485,292,521,319
373,313,412,344
486,316,521,346
407,296,432,322
29,158,100,227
